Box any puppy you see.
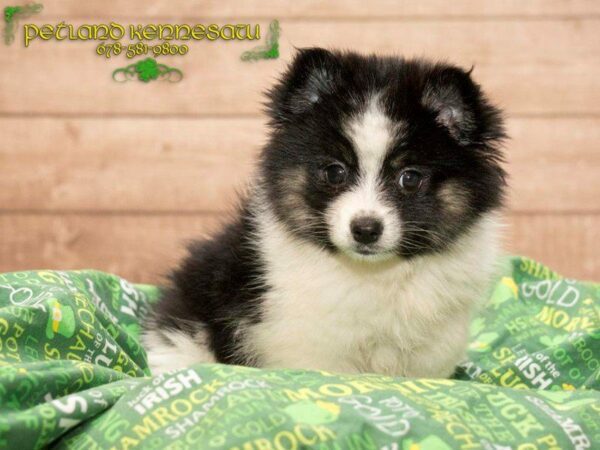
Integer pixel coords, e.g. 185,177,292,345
143,48,506,377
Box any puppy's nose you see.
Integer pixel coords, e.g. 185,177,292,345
351,217,383,245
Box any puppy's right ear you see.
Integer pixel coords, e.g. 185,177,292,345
267,48,340,125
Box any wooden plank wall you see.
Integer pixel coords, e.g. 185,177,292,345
1,1,599,283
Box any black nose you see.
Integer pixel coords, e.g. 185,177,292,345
351,217,383,245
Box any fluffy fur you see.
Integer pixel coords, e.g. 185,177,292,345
143,48,507,377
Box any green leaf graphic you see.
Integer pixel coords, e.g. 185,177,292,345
241,20,280,61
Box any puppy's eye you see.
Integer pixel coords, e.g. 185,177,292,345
323,163,347,187
399,169,424,193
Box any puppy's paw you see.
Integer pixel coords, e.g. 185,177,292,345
142,327,216,375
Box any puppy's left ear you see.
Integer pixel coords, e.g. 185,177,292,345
267,48,341,126
422,66,505,147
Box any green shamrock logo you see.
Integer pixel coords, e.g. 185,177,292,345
135,58,159,82
113,58,183,83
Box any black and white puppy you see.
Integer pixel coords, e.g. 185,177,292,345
143,48,506,377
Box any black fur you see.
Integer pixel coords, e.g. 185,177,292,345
147,49,506,365
151,206,266,364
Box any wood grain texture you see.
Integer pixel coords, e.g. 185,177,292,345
1,19,599,115
508,214,600,283
1,213,597,283
0,117,261,212
506,117,600,213
33,0,600,18
0,213,222,283
2,117,599,213
1,2,598,281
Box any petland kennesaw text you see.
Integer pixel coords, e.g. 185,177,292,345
23,21,262,47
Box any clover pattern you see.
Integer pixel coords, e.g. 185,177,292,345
112,57,183,83
135,58,159,82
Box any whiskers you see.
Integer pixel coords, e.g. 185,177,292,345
400,221,447,254
285,213,331,241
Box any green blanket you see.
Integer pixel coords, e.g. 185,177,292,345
0,257,598,449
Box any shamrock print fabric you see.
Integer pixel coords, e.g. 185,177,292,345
458,257,599,391
0,257,598,449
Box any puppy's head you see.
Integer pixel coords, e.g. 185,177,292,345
261,48,506,260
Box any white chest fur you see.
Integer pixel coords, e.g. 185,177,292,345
245,210,501,377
